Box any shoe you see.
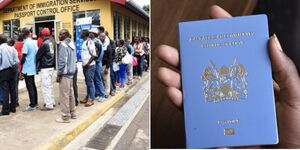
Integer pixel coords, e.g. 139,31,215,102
40,106,54,111
23,106,37,112
0,112,9,116
44,104,56,107
84,99,94,107
110,91,116,96
55,118,70,123
138,76,142,80
95,96,100,101
71,115,77,119
10,108,16,113
98,97,106,102
80,98,88,104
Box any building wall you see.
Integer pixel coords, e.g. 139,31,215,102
111,2,149,40
0,0,148,40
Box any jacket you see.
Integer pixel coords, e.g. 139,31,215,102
36,38,55,71
102,39,114,69
57,38,77,77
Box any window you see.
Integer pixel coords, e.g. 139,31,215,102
138,22,142,37
113,11,122,40
73,10,100,40
3,19,20,39
124,16,131,40
132,20,137,38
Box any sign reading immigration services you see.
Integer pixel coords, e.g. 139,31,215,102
1,0,97,18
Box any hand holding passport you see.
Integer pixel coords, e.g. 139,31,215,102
156,5,300,148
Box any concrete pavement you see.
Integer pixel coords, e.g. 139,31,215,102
0,66,149,150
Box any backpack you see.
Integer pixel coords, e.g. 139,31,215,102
86,39,101,58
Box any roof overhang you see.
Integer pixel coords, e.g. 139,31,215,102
124,0,149,21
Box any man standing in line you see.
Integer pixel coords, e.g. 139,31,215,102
36,28,56,111
104,31,117,96
21,27,39,112
80,30,97,107
89,28,108,102
99,32,112,97
0,35,19,116
56,29,77,123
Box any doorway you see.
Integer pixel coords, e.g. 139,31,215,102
35,21,54,38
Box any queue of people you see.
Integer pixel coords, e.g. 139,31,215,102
0,26,150,123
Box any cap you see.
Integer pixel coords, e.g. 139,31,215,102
41,28,51,36
89,28,98,35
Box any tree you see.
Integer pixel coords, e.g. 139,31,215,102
143,4,149,14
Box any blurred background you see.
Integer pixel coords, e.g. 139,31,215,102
151,0,300,148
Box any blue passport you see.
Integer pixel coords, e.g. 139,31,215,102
178,15,278,148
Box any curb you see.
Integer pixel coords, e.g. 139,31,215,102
41,91,125,150
40,73,149,150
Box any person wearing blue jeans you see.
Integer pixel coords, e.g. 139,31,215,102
115,40,129,88
89,29,107,102
80,30,98,107
118,64,128,88
83,65,96,103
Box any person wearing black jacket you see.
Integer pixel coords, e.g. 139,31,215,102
36,28,56,111
99,32,112,96
105,31,117,96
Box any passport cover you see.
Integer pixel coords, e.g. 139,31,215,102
178,15,278,148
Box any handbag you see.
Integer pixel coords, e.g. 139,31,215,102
122,52,132,64
113,62,120,72
132,56,138,67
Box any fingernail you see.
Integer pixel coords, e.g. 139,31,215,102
273,34,283,52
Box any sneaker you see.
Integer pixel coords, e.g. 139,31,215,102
40,106,54,111
23,106,37,112
95,96,101,101
44,104,56,107
127,81,132,85
84,99,94,107
55,118,70,123
80,98,88,104
98,97,106,102
138,76,142,80
71,115,77,119
110,91,116,96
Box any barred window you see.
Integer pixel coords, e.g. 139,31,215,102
113,11,122,40
124,16,131,40
3,19,20,39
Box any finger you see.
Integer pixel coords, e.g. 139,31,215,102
269,34,300,101
156,45,180,68
156,67,181,89
273,80,280,93
209,5,232,19
166,87,183,108
273,80,280,102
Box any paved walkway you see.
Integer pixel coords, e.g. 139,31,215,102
0,64,149,150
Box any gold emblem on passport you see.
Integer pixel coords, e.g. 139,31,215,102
201,58,248,102
224,128,235,135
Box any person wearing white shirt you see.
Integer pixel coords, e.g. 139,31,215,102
80,30,97,107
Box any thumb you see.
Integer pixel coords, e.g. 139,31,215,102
269,34,300,103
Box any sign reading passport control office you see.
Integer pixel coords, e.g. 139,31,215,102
2,0,96,18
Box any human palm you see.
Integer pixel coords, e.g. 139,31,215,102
156,5,300,148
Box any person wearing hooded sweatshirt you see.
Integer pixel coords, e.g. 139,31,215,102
36,28,56,111
56,29,77,123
